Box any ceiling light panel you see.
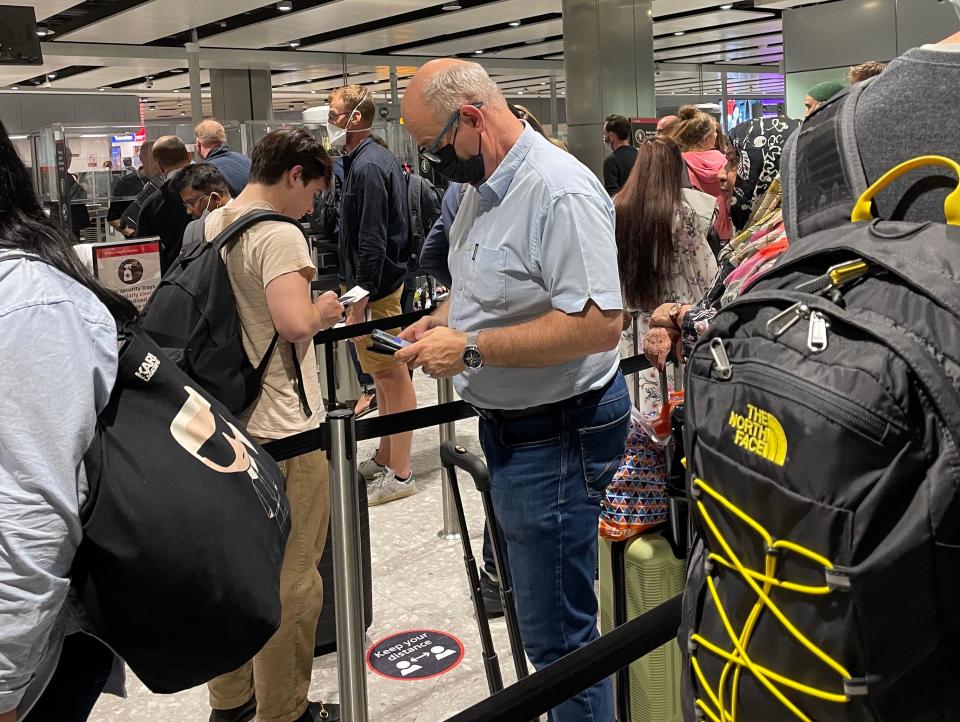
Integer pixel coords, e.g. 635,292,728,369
495,39,564,59
204,0,435,49
654,19,781,50
49,63,183,89
302,0,560,53
398,18,562,56
654,10,773,37
55,0,269,44
655,34,782,61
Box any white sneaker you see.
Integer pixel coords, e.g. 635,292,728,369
367,469,417,507
358,452,387,482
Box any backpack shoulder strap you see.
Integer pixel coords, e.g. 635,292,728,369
209,211,303,252
407,174,425,245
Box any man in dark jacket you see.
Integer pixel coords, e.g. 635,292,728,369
602,114,637,196
195,119,251,197
329,84,418,506
137,135,192,273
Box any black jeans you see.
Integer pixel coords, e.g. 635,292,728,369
25,632,114,722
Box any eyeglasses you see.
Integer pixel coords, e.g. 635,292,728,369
419,101,483,163
182,193,211,212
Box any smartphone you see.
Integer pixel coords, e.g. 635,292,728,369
371,329,410,351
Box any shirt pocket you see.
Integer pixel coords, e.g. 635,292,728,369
467,245,507,312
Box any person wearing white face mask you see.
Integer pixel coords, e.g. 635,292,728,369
328,84,419,507
173,163,234,259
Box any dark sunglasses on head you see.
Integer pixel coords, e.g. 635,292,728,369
419,101,483,163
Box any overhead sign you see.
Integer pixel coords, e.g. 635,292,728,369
111,129,146,144
367,629,464,681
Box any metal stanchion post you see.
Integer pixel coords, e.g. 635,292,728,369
437,377,461,540
327,409,369,722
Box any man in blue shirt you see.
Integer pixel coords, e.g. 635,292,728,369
195,120,251,197
399,59,630,722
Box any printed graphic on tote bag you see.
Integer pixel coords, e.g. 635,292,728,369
170,386,288,529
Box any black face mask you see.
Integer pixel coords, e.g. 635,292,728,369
428,131,485,185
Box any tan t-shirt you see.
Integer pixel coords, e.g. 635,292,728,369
204,200,322,439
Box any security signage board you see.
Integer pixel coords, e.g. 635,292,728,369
367,629,464,681
630,117,659,146
378,103,401,122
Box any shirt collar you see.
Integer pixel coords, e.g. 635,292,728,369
347,136,374,160
478,122,536,206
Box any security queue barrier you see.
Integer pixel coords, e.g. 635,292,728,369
260,313,664,722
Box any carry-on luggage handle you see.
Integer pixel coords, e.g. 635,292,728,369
851,155,960,226
440,442,492,492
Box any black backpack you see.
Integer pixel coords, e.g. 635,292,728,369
678,150,960,722
76,326,291,693
121,177,162,236
139,210,313,417
405,171,443,273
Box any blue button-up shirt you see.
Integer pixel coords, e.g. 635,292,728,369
449,124,622,410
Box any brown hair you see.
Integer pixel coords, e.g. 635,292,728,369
614,136,685,309
604,114,631,141
670,105,715,152
511,104,547,137
249,127,332,187
849,61,886,84
330,85,375,127
152,135,191,169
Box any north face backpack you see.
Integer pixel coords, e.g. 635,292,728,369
678,151,960,722
405,171,443,274
75,326,291,693
139,210,313,417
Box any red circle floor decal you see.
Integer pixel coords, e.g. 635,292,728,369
366,629,465,681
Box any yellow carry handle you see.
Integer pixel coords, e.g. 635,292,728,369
850,155,960,227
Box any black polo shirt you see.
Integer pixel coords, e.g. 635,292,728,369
338,138,409,300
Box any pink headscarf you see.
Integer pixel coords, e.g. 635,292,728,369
683,149,733,241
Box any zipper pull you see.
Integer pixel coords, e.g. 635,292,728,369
827,259,869,289
807,311,830,353
471,244,479,261
710,338,732,380
767,302,809,338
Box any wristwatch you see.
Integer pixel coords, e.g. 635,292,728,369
463,332,483,370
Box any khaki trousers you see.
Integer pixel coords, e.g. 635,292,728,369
208,447,330,722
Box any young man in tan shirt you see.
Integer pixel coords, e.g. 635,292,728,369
204,128,344,722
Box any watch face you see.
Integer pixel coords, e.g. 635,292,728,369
464,348,482,369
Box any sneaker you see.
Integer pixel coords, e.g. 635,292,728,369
479,570,505,619
368,469,417,507
209,696,256,722
358,451,386,482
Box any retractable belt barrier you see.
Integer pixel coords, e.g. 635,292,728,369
445,594,683,722
258,309,659,721
261,353,653,462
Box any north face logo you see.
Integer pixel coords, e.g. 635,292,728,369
728,403,787,466
135,353,161,383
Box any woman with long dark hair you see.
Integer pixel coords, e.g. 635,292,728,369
0,119,135,722
615,135,718,415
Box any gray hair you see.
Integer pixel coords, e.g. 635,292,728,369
422,62,508,122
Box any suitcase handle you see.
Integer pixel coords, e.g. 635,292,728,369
851,154,960,226
440,442,491,492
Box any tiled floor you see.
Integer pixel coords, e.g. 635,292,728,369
89,372,531,722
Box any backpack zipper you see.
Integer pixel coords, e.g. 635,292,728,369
727,361,890,444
